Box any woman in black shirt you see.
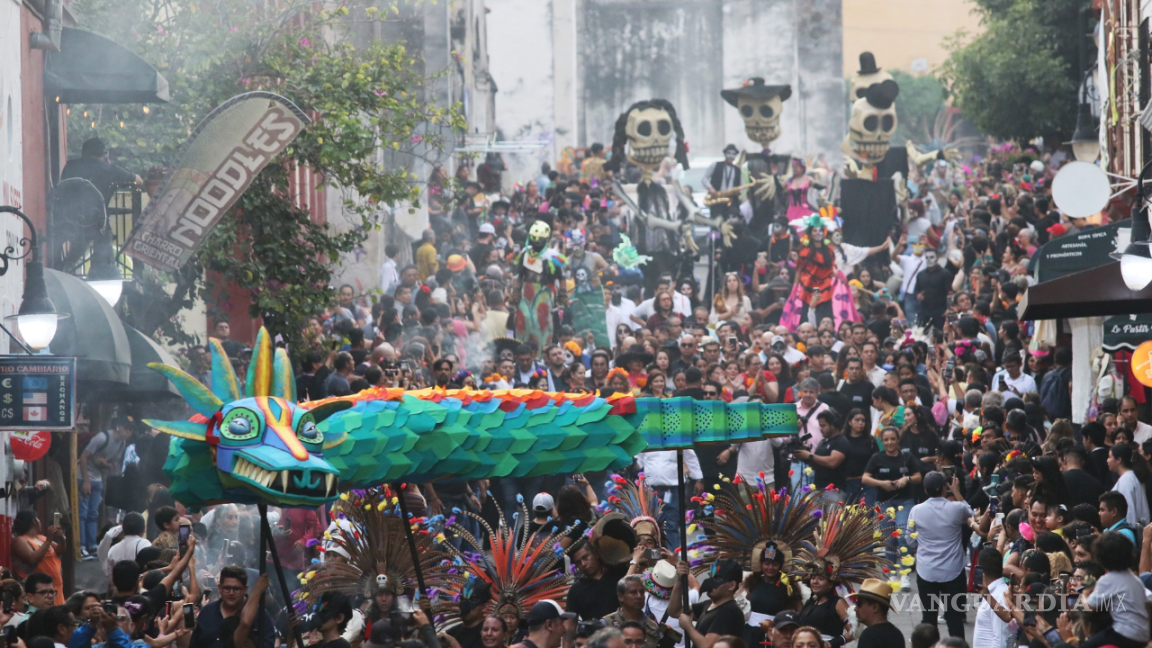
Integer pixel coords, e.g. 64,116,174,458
841,409,877,506
741,542,802,648
862,427,921,565
794,411,848,496
796,566,850,647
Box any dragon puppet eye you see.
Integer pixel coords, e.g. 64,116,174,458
221,408,259,441
296,413,322,444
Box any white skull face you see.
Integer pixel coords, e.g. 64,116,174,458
625,107,674,170
831,230,843,245
847,69,894,104
575,267,589,285
737,95,783,147
843,95,897,164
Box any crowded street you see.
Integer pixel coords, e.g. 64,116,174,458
0,2,1147,648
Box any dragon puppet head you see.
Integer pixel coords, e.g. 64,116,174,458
145,328,352,506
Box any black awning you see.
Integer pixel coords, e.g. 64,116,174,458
43,268,131,391
1020,261,1152,320
44,28,169,104
123,325,180,399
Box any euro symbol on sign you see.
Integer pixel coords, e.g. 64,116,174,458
1,378,10,388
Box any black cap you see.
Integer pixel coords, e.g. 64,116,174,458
709,558,743,585
773,611,801,629
525,600,576,627
723,144,739,155
301,592,353,632
923,471,948,496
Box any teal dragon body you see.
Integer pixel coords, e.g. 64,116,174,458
147,328,798,508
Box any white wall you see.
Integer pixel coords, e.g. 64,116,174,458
488,0,845,184
0,0,29,515
488,0,557,188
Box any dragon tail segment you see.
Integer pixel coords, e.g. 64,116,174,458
314,389,797,492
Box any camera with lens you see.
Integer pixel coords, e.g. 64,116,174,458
784,431,813,461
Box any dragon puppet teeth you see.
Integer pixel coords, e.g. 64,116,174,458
326,473,336,495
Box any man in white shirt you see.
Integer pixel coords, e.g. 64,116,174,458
861,342,886,387
895,234,929,325
791,378,830,491
631,278,692,324
104,512,150,585
636,450,703,550
717,437,790,487
606,290,640,339
1120,396,1152,445
767,332,806,368
990,353,1037,399
973,548,1011,648
379,243,401,296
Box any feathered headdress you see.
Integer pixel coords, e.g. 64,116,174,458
795,501,899,590
606,473,664,544
690,479,822,579
297,487,455,614
438,499,574,628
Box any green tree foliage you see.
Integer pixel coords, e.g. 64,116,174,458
66,0,462,352
889,70,947,146
938,0,1092,144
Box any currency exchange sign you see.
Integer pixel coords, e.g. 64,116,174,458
0,357,76,430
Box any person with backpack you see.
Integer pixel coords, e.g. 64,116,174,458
1039,347,1072,422
78,417,133,560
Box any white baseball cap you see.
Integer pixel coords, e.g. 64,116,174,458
532,492,554,514
479,223,496,235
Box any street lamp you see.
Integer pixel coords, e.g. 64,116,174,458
1113,161,1152,291
1067,103,1101,163
84,227,123,307
0,206,63,351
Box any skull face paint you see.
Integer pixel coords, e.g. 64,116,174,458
737,95,784,148
841,80,900,165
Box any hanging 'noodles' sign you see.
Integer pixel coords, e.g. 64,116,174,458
124,92,309,271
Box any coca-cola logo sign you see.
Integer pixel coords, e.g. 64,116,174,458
10,431,50,461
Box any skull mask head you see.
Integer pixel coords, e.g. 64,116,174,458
607,99,688,182
528,220,551,252
738,95,784,148
722,78,792,150
847,52,894,103
842,80,899,165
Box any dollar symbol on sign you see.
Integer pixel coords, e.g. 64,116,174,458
2,394,11,404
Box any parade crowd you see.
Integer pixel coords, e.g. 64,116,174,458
8,143,1152,648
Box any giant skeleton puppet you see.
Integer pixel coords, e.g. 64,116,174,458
604,99,697,281
512,220,567,352
840,53,959,248
721,78,793,236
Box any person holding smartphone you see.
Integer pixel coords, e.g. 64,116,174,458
906,472,973,639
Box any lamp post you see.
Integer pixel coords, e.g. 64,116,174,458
0,206,62,352
84,227,124,307
1068,5,1100,163
1068,103,1101,163
1115,162,1152,291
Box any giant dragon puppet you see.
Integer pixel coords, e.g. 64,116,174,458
145,328,798,508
